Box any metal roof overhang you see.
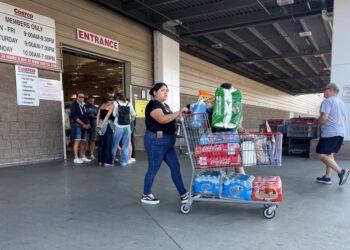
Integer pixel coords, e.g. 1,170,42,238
91,0,334,95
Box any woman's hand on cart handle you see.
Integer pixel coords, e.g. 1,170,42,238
176,107,190,121
180,107,189,113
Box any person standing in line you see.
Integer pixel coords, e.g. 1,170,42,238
70,91,92,164
85,95,99,160
314,83,349,185
141,82,199,204
112,93,136,167
96,89,115,167
115,98,136,164
64,103,72,154
128,99,137,163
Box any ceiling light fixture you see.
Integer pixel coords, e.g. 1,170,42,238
299,31,312,37
163,19,182,27
276,0,294,6
211,43,223,49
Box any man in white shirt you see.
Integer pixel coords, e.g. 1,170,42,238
314,83,349,186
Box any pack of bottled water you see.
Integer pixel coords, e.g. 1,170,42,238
221,173,255,200
193,170,223,196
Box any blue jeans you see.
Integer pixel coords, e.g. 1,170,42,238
72,124,87,141
143,131,187,196
112,126,131,165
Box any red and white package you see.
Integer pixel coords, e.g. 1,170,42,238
195,143,240,157
196,155,242,168
252,176,283,202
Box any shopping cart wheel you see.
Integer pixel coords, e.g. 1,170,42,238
180,204,191,214
263,207,276,219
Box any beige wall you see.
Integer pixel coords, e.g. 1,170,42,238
0,0,324,164
180,52,323,116
2,0,154,87
0,0,154,165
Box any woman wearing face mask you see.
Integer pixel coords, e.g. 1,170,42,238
96,87,116,167
141,82,199,204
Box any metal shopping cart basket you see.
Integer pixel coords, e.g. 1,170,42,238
179,112,283,219
175,121,186,154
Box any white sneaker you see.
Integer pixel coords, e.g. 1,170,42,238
81,156,91,162
73,158,84,164
128,158,136,164
90,155,96,161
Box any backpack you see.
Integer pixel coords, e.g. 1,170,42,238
116,100,130,125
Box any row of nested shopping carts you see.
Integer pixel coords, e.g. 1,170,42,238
178,113,283,219
259,118,319,155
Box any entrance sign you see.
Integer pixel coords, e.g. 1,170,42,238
0,2,57,68
15,65,39,106
39,78,62,101
76,28,119,51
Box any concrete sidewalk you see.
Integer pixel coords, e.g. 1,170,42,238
0,152,349,250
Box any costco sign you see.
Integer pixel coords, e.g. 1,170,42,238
76,28,119,51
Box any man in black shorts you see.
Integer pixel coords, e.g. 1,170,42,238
314,83,349,185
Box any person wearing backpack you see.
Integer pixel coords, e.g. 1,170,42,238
112,93,136,167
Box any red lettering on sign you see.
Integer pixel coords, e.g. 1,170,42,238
76,28,119,51
18,66,36,73
14,8,34,20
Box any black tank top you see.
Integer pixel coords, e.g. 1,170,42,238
100,109,115,121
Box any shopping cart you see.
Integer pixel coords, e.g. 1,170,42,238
286,117,318,155
179,112,283,219
175,122,186,154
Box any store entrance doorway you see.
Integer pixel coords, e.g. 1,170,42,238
62,48,125,158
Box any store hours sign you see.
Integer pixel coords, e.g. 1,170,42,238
0,2,57,68
15,65,39,106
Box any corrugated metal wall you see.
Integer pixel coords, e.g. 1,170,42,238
180,52,323,116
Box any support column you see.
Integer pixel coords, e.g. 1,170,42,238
331,0,350,140
153,31,180,111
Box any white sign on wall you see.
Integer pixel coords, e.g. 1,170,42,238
342,85,350,103
0,2,57,68
15,65,39,106
39,78,62,101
